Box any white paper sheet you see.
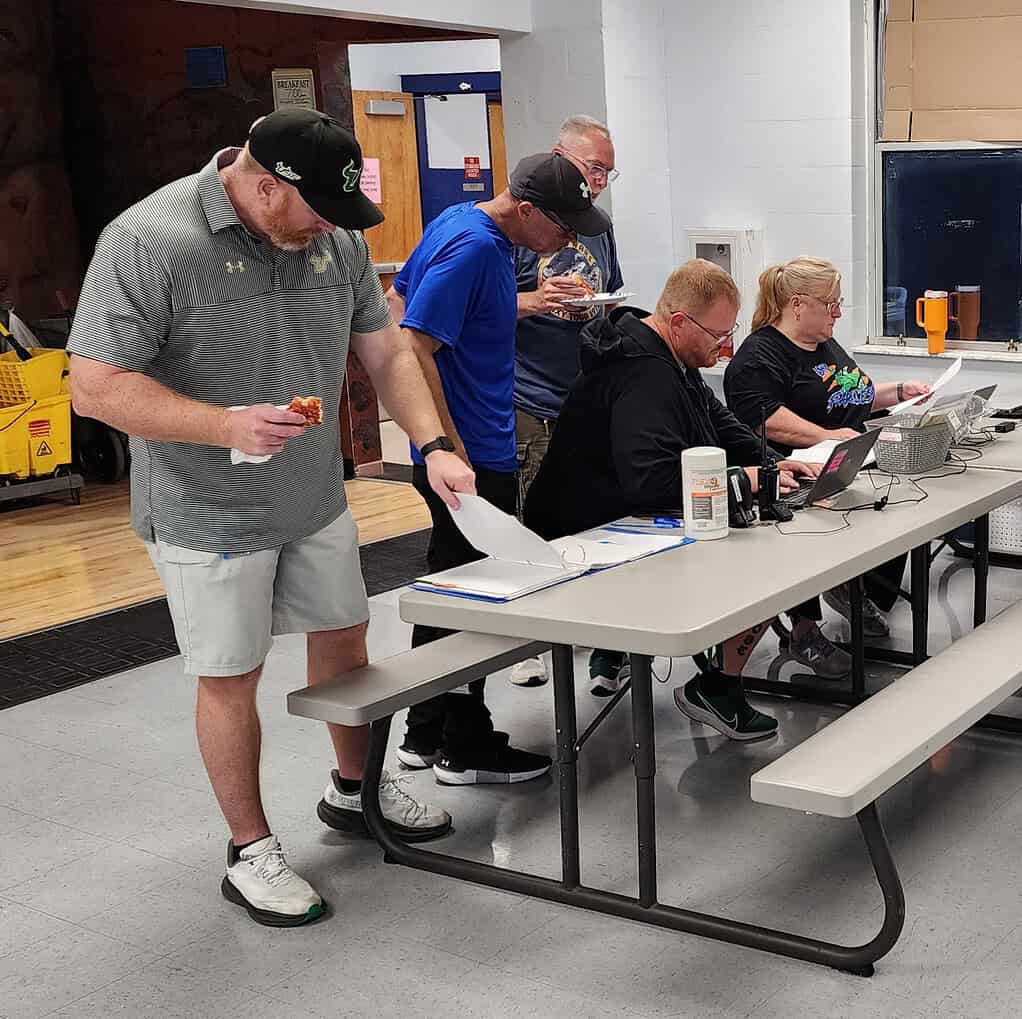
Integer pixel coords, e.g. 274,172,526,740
889,357,961,415
424,93,491,170
790,439,876,468
448,494,563,567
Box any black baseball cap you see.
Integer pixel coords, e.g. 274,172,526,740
509,152,611,236
248,109,384,230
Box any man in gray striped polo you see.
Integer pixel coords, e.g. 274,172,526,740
68,109,474,927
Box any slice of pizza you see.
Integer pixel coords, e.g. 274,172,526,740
287,396,323,425
569,273,597,298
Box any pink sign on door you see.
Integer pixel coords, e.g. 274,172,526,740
361,158,382,203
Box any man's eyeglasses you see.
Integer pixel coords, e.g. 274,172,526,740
797,294,845,315
682,312,738,344
539,207,576,237
558,146,620,184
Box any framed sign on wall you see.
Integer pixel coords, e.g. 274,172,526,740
271,68,316,111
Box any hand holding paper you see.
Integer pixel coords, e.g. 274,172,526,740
889,357,960,415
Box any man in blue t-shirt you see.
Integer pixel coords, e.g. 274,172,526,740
511,115,627,695
388,152,611,786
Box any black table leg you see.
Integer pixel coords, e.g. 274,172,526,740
849,575,866,700
552,643,581,889
629,653,657,908
911,544,930,666
360,717,906,976
974,514,990,627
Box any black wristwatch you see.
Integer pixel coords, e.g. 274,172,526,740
420,435,456,458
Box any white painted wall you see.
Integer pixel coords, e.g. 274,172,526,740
349,39,501,93
664,0,866,345
500,0,608,165
177,0,531,35
601,0,673,312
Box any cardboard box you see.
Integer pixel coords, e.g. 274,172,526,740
884,109,913,141
884,19,913,88
912,108,1022,140
887,0,914,21
916,0,1022,20
913,17,1022,110
886,85,913,111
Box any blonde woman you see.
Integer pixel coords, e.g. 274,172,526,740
724,256,929,644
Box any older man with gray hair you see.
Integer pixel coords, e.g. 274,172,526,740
510,114,626,694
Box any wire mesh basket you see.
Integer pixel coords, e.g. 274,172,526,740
867,418,954,474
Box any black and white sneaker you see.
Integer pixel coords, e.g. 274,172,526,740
317,769,452,842
674,674,777,742
396,728,443,769
221,835,326,927
433,732,551,785
588,649,630,697
395,745,442,769
823,585,890,638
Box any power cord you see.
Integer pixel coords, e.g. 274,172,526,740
773,457,969,536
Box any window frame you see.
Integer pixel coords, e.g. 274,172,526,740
865,4,1022,356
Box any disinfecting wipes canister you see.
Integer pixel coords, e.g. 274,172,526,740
681,446,729,541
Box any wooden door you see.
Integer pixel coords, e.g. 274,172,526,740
352,90,423,264
488,101,509,196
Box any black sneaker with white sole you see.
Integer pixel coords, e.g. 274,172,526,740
588,649,630,697
395,728,443,769
674,673,777,742
433,732,552,785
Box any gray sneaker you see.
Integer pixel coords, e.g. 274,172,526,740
789,627,852,680
823,585,890,638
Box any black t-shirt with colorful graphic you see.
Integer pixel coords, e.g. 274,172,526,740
723,325,875,456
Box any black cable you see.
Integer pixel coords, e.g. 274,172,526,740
774,458,971,536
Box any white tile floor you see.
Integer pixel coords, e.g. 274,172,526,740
3,548,1022,1018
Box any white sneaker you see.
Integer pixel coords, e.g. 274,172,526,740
221,835,325,927
317,769,452,842
509,657,549,687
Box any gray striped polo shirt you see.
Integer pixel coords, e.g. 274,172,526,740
68,148,391,553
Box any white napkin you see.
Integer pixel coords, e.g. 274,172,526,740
228,405,287,465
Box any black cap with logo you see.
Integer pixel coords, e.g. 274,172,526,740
248,109,384,230
509,152,612,237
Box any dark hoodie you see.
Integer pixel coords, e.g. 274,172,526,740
523,306,764,540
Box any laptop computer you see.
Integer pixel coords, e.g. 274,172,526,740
781,429,882,510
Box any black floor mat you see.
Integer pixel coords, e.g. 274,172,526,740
0,528,431,710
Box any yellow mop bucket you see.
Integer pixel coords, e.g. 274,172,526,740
0,348,68,406
0,393,72,479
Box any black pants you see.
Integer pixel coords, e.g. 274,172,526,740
789,553,908,621
405,464,519,755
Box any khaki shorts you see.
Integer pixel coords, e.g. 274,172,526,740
146,510,369,677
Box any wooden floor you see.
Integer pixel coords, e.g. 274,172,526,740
0,478,430,640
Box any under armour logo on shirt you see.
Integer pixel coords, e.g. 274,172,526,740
580,181,591,198
225,260,246,273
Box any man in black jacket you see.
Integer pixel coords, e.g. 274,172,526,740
524,259,827,741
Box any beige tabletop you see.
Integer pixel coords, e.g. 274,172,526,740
399,469,1022,659
967,426,1022,473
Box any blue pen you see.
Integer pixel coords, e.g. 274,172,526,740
652,516,683,528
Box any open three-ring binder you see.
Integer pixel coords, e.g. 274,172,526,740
412,495,693,602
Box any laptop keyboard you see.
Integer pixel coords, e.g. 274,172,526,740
782,484,814,509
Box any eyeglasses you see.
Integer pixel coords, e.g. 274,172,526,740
797,294,845,315
538,207,576,237
682,313,738,344
558,146,620,184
